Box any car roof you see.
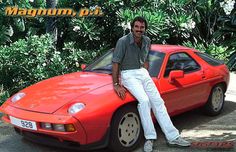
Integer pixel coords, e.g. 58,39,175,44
150,44,199,53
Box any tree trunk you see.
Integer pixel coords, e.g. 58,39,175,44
46,0,58,44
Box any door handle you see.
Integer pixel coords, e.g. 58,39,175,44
201,70,206,79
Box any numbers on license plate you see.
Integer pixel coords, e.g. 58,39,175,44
21,120,33,129
9,116,37,130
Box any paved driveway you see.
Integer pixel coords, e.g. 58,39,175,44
0,73,236,152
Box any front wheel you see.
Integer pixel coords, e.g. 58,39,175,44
204,84,225,116
108,105,144,152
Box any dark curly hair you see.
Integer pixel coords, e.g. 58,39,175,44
130,16,148,30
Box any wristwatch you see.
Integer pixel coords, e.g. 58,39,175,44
113,82,119,86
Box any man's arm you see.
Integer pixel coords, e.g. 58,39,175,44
144,37,151,70
143,61,149,70
112,62,120,84
112,62,126,100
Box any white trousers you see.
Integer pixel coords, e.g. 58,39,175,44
121,68,179,141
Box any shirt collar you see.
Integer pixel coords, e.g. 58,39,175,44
128,32,148,46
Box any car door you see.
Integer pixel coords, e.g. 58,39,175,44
158,51,208,115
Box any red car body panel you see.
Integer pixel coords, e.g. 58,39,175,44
1,102,87,144
0,45,230,148
9,72,112,114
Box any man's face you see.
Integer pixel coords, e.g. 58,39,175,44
132,21,146,39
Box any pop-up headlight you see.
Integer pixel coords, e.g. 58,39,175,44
68,103,85,114
11,92,25,103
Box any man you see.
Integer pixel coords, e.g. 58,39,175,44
112,16,190,152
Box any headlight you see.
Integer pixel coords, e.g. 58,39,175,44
53,124,65,132
11,92,25,103
68,103,85,114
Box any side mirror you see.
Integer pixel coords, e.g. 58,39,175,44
168,70,184,83
81,64,86,70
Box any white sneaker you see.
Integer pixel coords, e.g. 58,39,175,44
168,137,191,147
144,140,153,152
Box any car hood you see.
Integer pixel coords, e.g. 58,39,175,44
11,72,112,114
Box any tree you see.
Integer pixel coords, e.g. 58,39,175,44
46,0,58,44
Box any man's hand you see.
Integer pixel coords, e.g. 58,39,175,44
114,85,126,100
143,61,149,70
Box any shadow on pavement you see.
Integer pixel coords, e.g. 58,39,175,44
171,100,236,131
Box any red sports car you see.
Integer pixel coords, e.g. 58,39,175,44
0,45,230,152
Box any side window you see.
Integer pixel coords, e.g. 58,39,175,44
164,52,201,77
195,52,224,66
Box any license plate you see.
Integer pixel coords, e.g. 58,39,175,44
9,116,37,131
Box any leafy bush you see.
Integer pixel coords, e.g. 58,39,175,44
0,34,107,98
61,41,104,70
0,34,54,93
117,8,169,43
183,41,231,61
0,85,9,105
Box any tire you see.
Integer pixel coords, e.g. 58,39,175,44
108,105,144,152
204,84,225,116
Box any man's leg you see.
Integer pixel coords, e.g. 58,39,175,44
141,68,190,147
121,70,156,140
141,68,179,141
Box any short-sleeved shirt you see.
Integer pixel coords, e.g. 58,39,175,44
112,33,151,71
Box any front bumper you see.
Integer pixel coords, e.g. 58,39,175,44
0,104,87,144
14,127,110,150
1,104,110,150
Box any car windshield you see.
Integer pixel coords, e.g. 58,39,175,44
84,50,165,77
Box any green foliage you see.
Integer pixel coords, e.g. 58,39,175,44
0,3,12,44
62,41,102,70
183,41,230,60
117,8,169,43
0,34,106,96
116,0,197,44
0,34,60,94
68,18,102,49
190,0,236,52
0,0,47,45
55,0,125,49
0,85,9,105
